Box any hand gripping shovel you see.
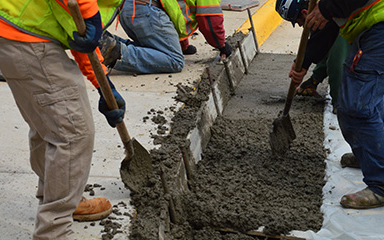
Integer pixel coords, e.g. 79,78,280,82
68,0,153,192
269,0,316,156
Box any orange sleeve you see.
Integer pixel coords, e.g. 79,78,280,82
71,48,108,89
77,0,100,19
58,0,99,19
65,0,105,89
0,19,50,42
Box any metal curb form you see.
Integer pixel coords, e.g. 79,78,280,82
158,30,258,238
237,0,283,46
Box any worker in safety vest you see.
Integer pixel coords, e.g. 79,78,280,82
164,0,232,58
0,0,125,239
98,0,232,74
284,0,384,209
275,0,350,113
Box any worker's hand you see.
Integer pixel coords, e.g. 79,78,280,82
305,3,328,31
69,12,102,53
219,42,232,60
98,76,126,128
289,62,307,87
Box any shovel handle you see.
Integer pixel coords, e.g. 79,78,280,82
67,0,134,157
283,0,317,116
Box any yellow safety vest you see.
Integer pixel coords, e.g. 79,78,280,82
160,0,223,40
333,0,384,43
0,0,122,48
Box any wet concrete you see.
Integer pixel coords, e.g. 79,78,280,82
127,53,328,239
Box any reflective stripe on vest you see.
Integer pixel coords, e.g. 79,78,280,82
333,0,377,27
161,0,222,39
0,0,122,48
195,4,222,16
178,0,197,37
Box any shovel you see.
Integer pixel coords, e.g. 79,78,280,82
68,0,153,193
269,0,316,156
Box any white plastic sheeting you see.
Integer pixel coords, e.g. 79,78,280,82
292,97,384,240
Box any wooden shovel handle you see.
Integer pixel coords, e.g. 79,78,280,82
283,0,317,116
67,0,134,156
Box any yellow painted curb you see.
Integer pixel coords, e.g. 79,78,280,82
236,0,283,46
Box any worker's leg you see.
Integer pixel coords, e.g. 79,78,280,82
0,39,95,239
325,35,350,105
337,23,384,198
116,3,184,73
311,57,328,83
296,57,327,97
29,129,46,205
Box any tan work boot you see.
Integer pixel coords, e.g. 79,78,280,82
340,187,384,209
340,153,360,168
73,197,112,221
296,77,321,98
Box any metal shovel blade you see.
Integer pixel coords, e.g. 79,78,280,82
120,138,154,193
269,113,296,156
268,0,316,157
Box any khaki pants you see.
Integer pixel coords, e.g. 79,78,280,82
0,38,95,240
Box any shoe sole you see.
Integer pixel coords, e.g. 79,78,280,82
340,162,360,168
73,206,113,221
340,201,384,209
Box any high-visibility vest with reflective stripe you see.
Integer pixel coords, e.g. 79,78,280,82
333,0,384,43
0,0,122,48
160,0,223,40
99,0,124,29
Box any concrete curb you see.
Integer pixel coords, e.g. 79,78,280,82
168,0,280,195
237,0,283,46
187,33,257,165
168,1,281,194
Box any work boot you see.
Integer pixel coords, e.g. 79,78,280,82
182,44,197,55
99,31,121,68
296,77,321,97
73,197,112,221
340,187,384,209
340,153,360,168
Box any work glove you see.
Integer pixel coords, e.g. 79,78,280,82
98,76,126,128
219,42,233,59
69,12,102,53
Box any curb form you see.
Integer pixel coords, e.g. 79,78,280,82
237,0,283,46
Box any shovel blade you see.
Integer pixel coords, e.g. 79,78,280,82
120,138,153,193
269,114,296,156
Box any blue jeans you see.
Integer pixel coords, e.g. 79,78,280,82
337,22,384,196
115,2,184,73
